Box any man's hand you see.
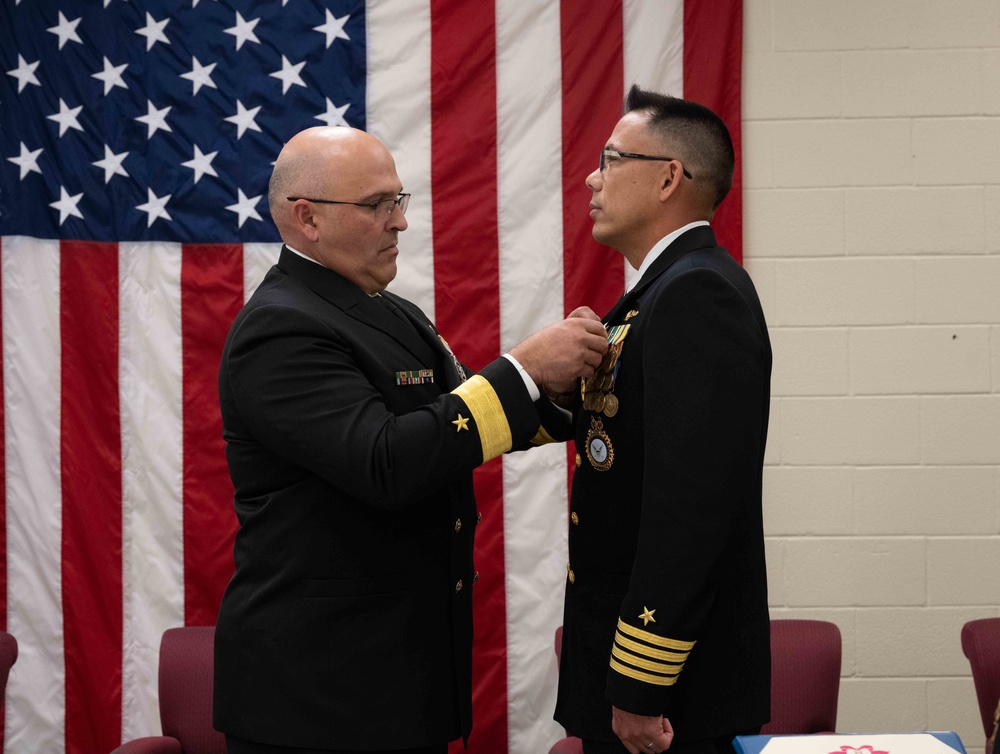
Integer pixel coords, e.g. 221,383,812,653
509,310,607,387
611,706,674,754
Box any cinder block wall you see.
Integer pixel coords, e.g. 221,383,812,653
742,0,1000,746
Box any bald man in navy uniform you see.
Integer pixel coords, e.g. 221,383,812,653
213,126,608,754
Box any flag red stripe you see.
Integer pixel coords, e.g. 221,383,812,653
60,241,122,754
429,3,507,751
180,245,242,626
560,0,626,493
683,0,743,263
560,0,626,319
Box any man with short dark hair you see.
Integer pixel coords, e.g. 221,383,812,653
213,126,608,754
551,86,772,754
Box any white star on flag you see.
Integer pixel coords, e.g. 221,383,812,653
47,98,85,137
135,187,172,227
8,142,44,180
92,57,129,95
50,186,84,225
92,145,130,183
181,145,219,184
314,11,350,48
315,98,350,127
224,100,262,139
47,12,84,50
6,54,41,93
225,189,263,228
135,12,170,51
269,56,306,95
135,100,173,139
180,56,218,95
224,12,261,51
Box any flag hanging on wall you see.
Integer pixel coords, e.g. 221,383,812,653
0,1,742,752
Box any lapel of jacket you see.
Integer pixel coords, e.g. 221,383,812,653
602,225,719,323
277,246,437,365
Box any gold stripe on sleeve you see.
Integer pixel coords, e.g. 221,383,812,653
616,619,696,651
609,657,678,686
611,644,684,676
452,375,512,462
614,632,690,663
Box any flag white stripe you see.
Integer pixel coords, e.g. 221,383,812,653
244,243,281,301
623,0,685,98
3,237,65,754
366,0,436,318
621,0,686,292
119,242,186,742
495,1,569,751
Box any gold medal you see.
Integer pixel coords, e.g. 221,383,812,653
585,416,614,471
593,392,607,414
603,393,619,417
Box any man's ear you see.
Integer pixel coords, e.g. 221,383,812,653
292,201,320,242
658,161,683,202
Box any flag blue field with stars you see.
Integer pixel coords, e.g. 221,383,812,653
1,0,365,243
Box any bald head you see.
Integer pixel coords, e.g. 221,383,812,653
268,127,408,293
269,127,394,239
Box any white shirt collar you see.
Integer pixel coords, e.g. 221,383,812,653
624,220,710,293
284,243,321,266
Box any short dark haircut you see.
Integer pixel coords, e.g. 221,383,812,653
623,84,734,209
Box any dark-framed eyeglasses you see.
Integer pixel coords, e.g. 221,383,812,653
286,192,410,221
599,149,693,179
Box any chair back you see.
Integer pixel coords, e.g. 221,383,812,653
962,618,1000,739
0,631,18,713
158,626,226,754
761,619,841,734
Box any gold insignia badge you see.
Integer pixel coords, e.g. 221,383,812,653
625,309,639,320
452,413,469,432
639,606,656,626
585,416,614,471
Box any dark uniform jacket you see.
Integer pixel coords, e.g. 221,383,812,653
213,247,565,750
555,226,772,744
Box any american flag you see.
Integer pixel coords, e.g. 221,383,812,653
0,1,742,752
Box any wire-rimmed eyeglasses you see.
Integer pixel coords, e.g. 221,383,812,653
599,149,693,179
287,193,410,221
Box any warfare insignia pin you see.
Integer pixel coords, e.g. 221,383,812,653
625,309,639,320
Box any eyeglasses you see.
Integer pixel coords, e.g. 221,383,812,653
599,149,693,179
286,192,410,221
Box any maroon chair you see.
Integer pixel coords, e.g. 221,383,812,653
761,619,841,734
962,618,1000,752
111,626,225,754
0,630,18,714
549,619,842,753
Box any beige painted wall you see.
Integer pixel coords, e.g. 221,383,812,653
742,0,1000,748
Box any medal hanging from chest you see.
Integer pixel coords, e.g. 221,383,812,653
585,416,614,471
581,324,630,419
581,323,631,471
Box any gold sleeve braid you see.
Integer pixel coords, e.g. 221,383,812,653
451,375,512,462
609,618,695,687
